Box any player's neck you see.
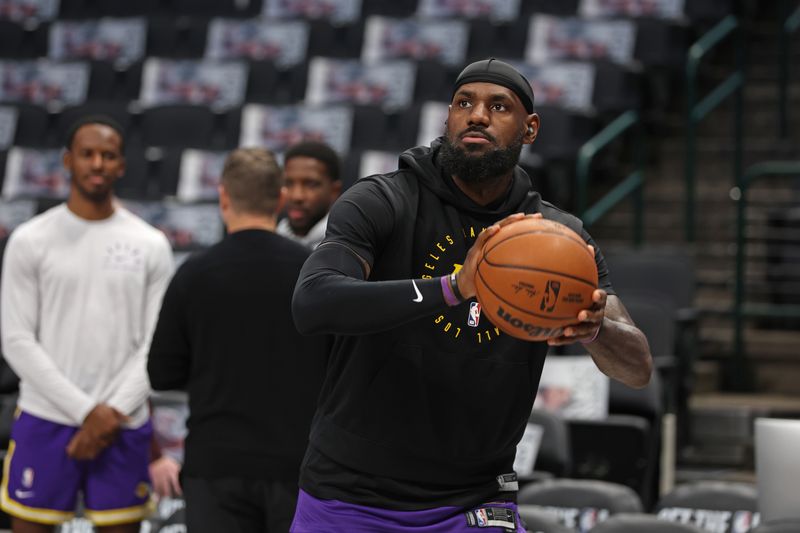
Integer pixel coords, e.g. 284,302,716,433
451,172,513,207
66,191,115,221
225,212,277,234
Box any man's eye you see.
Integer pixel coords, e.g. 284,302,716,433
459,100,471,108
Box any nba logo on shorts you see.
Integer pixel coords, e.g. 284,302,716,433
475,508,488,527
22,467,34,488
467,301,481,327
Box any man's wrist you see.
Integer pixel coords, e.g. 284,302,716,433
581,318,603,344
440,275,461,306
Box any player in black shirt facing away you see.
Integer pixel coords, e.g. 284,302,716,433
290,59,652,533
147,148,329,533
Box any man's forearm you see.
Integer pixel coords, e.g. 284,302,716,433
587,316,653,388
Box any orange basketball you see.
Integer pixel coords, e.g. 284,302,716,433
475,218,598,341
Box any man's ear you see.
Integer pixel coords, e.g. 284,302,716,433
218,184,229,211
277,186,287,213
524,113,540,144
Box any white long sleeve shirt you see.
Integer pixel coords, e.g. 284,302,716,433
276,213,329,249
1,204,173,428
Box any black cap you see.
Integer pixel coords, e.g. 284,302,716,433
452,58,535,114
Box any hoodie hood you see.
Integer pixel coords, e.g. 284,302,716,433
398,137,541,218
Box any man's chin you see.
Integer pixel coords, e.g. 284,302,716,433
289,220,310,236
76,186,112,203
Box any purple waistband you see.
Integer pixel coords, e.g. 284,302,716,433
290,489,524,533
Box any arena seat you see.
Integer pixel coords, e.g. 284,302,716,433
140,105,217,149
116,142,154,199
655,481,760,533
517,505,574,533
751,520,800,533
247,61,308,105
603,246,697,448
10,103,52,147
362,0,417,17
525,408,571,480
350,105,390,151
589,513,706,533
527,106,597,161
517,479,643,531
0,20,27,58
307,20,364,59
147,16,208,58
568,415,656,509
413,60,453,103
172,0,261,17
55,102,134,142
149,146,183,198
58,0,160,17
466,19,528,62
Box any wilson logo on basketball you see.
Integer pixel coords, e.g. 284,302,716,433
496,305,565,339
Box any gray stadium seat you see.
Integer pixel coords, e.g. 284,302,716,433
11,103,52,147
517,505,574,533
518,479,643,531
140,105,218,149
655,481,760,533
751,520,800,533
590,513,706,533
526,408,571,480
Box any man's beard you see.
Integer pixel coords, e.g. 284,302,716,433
73,177,113,203
439,129,524,185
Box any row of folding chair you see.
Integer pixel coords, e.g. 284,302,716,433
1,14,692,69
1,56,646,115
3,100,605,160
516,478,793,532
5,0,735,23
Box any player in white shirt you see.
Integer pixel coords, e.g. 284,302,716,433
0,116,173,532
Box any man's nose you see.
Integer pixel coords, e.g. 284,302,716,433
467,103,490,126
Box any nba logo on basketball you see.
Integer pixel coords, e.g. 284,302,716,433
467,301,481,327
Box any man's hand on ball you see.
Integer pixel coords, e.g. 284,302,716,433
547,289,607,346
456,212,542,299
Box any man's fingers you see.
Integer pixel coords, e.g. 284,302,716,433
171,476,183,497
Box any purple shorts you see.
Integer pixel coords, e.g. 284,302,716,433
290,489,526,533
0,411,152,526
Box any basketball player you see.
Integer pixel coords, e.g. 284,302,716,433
147,148,329,532
276,141,342,249
290,59,653,532
0,116,173,532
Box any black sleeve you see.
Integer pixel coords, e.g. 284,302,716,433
292,179,451,335
580,228,615,295
147,268,191,391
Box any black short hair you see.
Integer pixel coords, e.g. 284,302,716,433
284,141,341,182
65,115,126,152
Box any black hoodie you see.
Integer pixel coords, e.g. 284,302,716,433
292,139,613,510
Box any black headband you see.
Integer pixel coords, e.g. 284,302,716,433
452,58,535,114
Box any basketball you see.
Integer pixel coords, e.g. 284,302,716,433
475,218,599,341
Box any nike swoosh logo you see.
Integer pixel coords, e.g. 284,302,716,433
411,280,423,303
15,490,34,499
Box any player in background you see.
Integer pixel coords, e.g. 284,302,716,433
276,141,342,249
290,59,653,532
0,115,173,532
147,148,329,532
